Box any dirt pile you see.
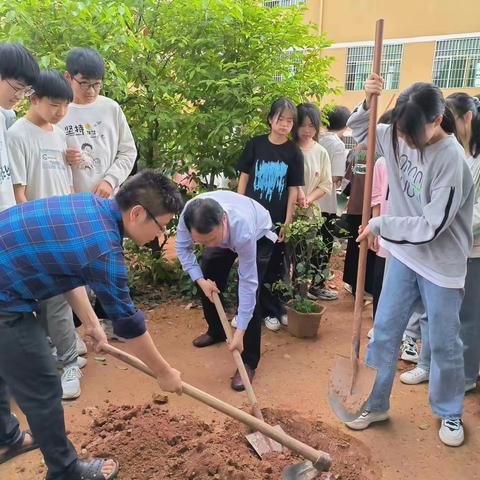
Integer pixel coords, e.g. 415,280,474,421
82,403,380,480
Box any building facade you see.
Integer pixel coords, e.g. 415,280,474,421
265,0,480,112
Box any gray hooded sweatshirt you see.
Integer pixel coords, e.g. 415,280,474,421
347,103,474,289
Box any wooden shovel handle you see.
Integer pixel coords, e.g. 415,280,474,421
102,343,332,471
352,18,384,359
212,293,263,420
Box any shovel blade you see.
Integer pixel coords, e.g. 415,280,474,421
328,355,377,422
246,425,284,458
282,461,320,480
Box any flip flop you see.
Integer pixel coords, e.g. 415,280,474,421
0,429,39,465
73,458,120,479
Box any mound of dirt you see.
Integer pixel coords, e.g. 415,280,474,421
82,403,380,480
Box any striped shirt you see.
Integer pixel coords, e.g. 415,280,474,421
0,193,145,338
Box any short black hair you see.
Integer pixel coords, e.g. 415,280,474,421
32,70,73,102
293,103,321,142
183,198,224,234
0,43,39,85
115,170,184,217
325,105,351,131
66,47,105,79
267,97,297,128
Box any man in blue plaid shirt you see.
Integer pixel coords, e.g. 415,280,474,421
0,170,183,480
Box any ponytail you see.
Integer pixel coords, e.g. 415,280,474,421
441,105,457,136
446,92,480,159
472,97,480,158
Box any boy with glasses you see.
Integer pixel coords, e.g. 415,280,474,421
0,43,39,212
59,47,137,198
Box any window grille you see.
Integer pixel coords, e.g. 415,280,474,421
263,0,305,7
273,48,302,82
345,44,403,91
432,37,480,88
342,134,357,151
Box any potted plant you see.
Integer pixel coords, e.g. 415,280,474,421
274,207,330,338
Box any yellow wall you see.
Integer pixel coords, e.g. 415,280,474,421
305,0,480,41
303,0,480,111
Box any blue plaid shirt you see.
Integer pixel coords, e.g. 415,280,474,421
0,193,145,339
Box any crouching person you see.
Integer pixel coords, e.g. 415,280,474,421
176,191,277,391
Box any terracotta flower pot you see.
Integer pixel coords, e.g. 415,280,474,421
286,304,326,338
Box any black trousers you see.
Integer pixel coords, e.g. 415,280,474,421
259,241,287,320
0,311,78,479
199,236,274,370
342,214,376,295
319,212,337,287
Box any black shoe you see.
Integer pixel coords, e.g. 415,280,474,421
231,366,255,392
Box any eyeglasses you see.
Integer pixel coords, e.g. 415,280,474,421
72,77,102,92
4,79,34,98
142,205,166,233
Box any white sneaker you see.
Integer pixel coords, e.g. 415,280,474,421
345,410,389,430
264,316,281,331
400,366,429,385
77,356,87,369
280,314,288,326
76,332,87,356
400,336,419,363
231,316,237,328
465,382,476,393
439,418,464,447
61,365,82,400
367,328,374,339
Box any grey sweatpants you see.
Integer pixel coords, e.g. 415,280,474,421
38,294,77,366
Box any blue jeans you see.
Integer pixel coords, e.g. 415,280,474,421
366,256,465,419
419,257,480,386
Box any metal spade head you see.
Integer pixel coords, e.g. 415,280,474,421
246,425,284,458
282,461,320,480
328,355,377,422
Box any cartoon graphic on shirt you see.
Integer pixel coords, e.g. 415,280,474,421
78,143,102,175
253,160,288,202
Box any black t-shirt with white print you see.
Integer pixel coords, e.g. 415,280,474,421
237,134,304,225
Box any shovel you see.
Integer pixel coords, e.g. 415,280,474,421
212,292,283,457
102,343,332,479
328,19,384,422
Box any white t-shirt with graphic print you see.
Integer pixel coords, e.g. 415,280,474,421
57,95,137,194
7,118,73,200
0,114,17,211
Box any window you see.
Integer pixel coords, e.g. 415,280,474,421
273,48,303,82
342,133,357,152
432,37,480,88
345,44,403,91
263,0,305,7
